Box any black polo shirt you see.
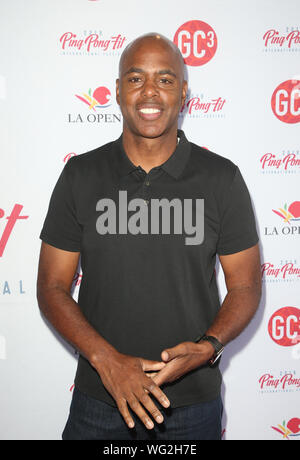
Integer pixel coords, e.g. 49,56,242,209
40,129,259,408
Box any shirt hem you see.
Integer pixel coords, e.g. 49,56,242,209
39,232,81,252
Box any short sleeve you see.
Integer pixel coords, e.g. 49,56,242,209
39,159,82,252
216,166,259,255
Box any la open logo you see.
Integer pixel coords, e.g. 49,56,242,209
173,20,217,66
268,307,300,346
271,80,300,124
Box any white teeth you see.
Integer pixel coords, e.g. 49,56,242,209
139,108,160,114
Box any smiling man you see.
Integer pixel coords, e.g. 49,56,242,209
37,33,261,440
116,34,186,146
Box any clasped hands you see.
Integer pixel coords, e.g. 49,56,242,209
146,340,214,386
97,340,215,431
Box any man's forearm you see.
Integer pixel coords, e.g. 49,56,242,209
37,286,117,367
206,282,262,346
37,284,171,430
149,281,262,388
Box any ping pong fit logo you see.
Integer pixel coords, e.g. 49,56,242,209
180,92,226,118
261,261,300,282
59,31,126,55
271,418,300,440
271,80,300,123
75,86,111,110
272,201,300,224
259,371,300,394
260,152,300,173
0,205,29,257
173,20,217,66
95,191,204,245
268,307,300,347
263,28,300,51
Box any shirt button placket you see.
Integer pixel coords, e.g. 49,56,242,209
144,176,151,205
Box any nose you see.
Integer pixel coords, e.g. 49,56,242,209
142,78,159,98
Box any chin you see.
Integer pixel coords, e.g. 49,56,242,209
135,124,176,140
139,130,165,139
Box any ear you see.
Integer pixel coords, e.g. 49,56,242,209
181,80,188,109
116,78,120,105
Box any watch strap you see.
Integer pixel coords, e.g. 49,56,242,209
195,334,224,365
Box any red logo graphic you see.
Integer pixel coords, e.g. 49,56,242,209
272,418,300,439
0,204,29,257
268,307,300,346
271,80,300,124
64,153,77,163
173,20,217,66
76,86,111,110
272,201,300,224
72,271,82,287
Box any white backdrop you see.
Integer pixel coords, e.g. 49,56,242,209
1,0,299,440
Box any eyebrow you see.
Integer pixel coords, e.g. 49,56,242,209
158,69,177,78
124,67,177,78
123,67,144,76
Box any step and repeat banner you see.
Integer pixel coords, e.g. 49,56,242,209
0,0,299,440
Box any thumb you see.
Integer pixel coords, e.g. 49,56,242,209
161,350,170,361
161,343,184,362
140,358,166,372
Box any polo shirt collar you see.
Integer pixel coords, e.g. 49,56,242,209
113,129,191,180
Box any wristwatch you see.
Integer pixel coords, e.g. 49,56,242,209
195,334,224,366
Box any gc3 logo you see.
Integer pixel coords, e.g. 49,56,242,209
173,20,217,66
271,79,300,124
268,306,300,347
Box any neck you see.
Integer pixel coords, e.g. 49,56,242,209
122,127,178,173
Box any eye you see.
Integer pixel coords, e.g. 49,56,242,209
159,77,173,84
128,76,142,83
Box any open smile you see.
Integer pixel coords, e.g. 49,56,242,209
137,105,163,121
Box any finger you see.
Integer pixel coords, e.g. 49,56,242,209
145,378,170,408
140,358,166,372
161,343,187,362
127,396,155,430
151,366,170,387
144,372,158,390
145,372,158,378
117,398,135,429
136,391,165,425
161,350,170,361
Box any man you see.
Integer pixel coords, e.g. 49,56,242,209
37,33,261,440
